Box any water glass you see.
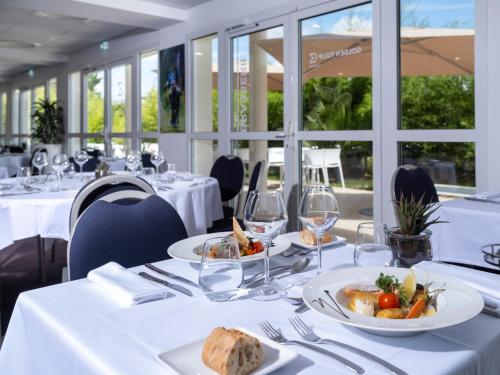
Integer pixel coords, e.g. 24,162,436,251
298,185,340,276
150,151,165,177
126,150,142,176
141,167,155,185
32,151,48,182
166,163,176,182
244,190,288,301
354,222,393,267
65,163,77,179
16,167,31,189
199,237,243,302
74,150,89,180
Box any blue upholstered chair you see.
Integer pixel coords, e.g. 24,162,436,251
69,156,100,172
68,193,187,280
209,155,245,218
392,164,439,204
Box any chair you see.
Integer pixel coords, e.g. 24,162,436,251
29,147,47,175
391,164,439,204
69,175,156,234
141,153,155,169
304,149,328,185
69,156,100,172
68,194,187,280
8,145,24,153
209,155,244,218
323,148,346,188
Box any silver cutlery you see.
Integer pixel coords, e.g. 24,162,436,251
294,303,310,314
243,258,310,287
23,184,41,192
0,183,14,191
138,272,193,297
144,263,200,289
280,247,303,257
289,315,407,375
258,320,364,374
283,296,310,313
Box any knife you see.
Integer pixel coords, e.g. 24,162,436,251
138,272,194,297
295,303,310,314
145,263,200,289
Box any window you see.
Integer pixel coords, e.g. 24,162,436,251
140,138,158,154
192,34,218,132
111,64,132,133
68,72,81,133
0,92,6,138
192,140,218,176
85,70,105,133
140,51,159,133
20,90,31,135
48,78,57,102
34,85,45,103
11,90,19,139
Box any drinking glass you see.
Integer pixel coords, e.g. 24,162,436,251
298,185,340,276
52,154,69,190
141,167,155,185
126,150,142,176
65,163,76,179
166,162,176,182
32,151,48,182
16,167,31,189
150,151,165,178
74,150,89,180
244,190,288,301
354,222,393,267
199,237,243,302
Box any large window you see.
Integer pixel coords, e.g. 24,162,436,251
11,90,19,141
48,78,57,102
85,70,105,133
111,64,132,133
68,72,81,133
0,92,6,140
140,51,159,133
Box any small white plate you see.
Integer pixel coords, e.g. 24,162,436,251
167,232,291,263
157,327,298,375
283,231,346,250
302,266,484,337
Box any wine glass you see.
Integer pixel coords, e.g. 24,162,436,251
244,190,288,301
354,222,393,267
52,154,69,190
16,167,31,190
298,185,340,277
126,150,142,176
150,151,165,179
32,151,48,183
74,150,89,180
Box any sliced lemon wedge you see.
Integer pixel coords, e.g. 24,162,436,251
401,270,417,301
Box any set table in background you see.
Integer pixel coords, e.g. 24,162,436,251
0,154,29,178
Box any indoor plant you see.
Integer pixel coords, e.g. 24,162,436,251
31,99,65,161
388,194,446,267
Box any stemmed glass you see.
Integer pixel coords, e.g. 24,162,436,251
32,151,48,183
298,185,340,277
150,150,165,179
126,150,142,176
74,150,89,180
244,190,288,301
52,154,69,190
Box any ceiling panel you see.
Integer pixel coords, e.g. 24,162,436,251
142,0,213,9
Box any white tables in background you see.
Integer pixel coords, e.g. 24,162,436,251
0,174,223,250
432,198,500,270
0,167,8,179
0,154,29,177
1,245,499,375
106,158,126,172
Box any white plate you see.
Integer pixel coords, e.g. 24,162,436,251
167,232,291,263
302,266,484,337
157,327,298,375
283,231,346,250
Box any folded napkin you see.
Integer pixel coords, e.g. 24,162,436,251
167,180,198,189
413,261,500,315
87,262,168,305
469,191,500,201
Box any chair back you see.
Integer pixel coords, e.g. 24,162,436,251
8,145,24,153
141,153,155,169
68,194,187,280
392,164,439,204
69,175,155,234
245,161,263,207
304,149,324,167
69,156,100,172
29,147,48,175
209,155,244,202
323,148,341,166
268,147,284,166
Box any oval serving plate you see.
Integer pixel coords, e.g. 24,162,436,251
302,267,484,337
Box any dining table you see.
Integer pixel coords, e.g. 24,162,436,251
0,243,498,375
431,198,500,270
0,172,224,250
0,153,29,177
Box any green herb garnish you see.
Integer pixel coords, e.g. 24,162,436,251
375,273,400,293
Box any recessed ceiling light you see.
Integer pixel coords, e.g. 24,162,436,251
28,69,35,77
32,10,49,18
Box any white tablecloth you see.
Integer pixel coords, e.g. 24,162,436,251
432,199,500,269
0,154,29,177
0,245,499,375
106,158,126,172
0,174,223,249
0,167,8,179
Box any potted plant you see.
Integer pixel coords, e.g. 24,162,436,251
31,99,65,162
388,195,447,267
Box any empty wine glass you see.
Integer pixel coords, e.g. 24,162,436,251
354,222,393,267
150,151,165,178
32,151,48,183
52,154,69,190
74,150,89,180
244,190,288,301
199,237,243,302
126,150,142,176
299,185,340,277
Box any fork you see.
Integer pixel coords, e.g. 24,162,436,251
289,316,407,375
258,321,364,374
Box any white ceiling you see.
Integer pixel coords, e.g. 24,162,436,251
0,0,214,81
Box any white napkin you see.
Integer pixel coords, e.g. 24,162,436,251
413,261,500,315
470,191,500,201
167,180,198,189
87,262,168,305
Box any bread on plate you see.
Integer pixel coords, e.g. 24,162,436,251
300,229,333,245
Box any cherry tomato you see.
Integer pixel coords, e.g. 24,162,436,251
378,293,400,309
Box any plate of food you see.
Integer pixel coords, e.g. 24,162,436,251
157,326,298,375
302,266,484,337
284,229,346,250
167,218,291,263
